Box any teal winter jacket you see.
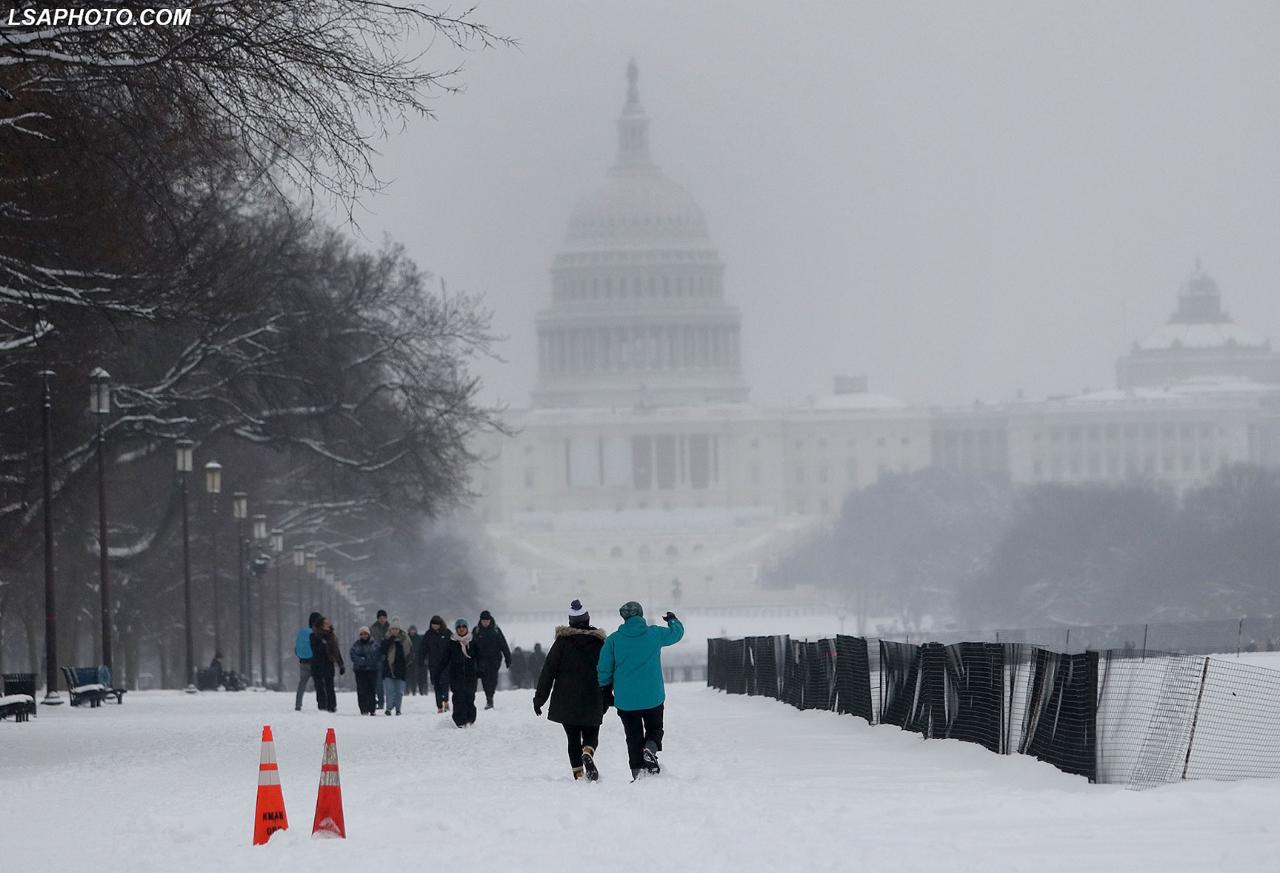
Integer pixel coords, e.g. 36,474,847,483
597,615,684,711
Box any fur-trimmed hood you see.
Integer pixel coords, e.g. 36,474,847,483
555,625,605,640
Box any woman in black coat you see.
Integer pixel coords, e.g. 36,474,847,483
309,616,345,713
533,600,613,781
424,616,453,713
439,618,480,727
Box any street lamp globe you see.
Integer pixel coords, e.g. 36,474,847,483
204,461,222,495
175,439,194,473
293,545,306,567
89,367,111,415
305,553,317,574
232,491,248,520
270,528,284,554
252,514,267,541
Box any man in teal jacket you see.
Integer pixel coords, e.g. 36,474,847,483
597,601,684,779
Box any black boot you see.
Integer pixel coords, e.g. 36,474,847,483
582,746,600,782
642,740,661,775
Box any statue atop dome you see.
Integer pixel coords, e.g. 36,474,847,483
625,57,640,110
615,58,652,171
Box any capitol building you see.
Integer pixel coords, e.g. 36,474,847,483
473,62,1280,613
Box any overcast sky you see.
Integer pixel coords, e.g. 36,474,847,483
348,0,1280,409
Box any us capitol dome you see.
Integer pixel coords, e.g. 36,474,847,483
532,59,750,409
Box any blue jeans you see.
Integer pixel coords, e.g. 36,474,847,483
374,660,385,707
383,677,405,713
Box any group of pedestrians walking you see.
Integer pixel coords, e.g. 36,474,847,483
291,597,685,782
293,608,515,726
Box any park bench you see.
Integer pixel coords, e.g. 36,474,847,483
60,666,127,707
195,667,248,691
0,673,36,722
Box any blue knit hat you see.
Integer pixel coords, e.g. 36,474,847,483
619,601,643,620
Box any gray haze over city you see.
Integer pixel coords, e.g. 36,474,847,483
350,1,1280,410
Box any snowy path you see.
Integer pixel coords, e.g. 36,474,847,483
3,684,1278,872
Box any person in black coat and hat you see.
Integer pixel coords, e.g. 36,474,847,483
439,618,479,727
472,609,512,710
424,615,453,713
533,600,614,781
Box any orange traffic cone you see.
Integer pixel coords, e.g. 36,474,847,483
312,727,346,839
252,725,288,845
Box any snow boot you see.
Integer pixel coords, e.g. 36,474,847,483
484,698,494,710
642,740,661,775
630,768,642,782
573,766,584,780
581,746,600,782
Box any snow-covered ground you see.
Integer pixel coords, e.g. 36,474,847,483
4,684,1280,872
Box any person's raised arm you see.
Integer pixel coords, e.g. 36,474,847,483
659,612,685,646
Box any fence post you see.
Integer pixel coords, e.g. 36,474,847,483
1065,628,1071,652
1237,618,1244,658
1181,658,1211,780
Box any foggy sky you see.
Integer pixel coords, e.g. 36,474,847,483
347,0,1280,409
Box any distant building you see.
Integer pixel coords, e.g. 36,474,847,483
933,267,1280,487
473,63,1280,613
1116,264,1280,390
473,62,929,611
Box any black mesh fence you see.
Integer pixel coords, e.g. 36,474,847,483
708,632,1280,788
834,635,874,722
1020,649,1097,779
944,642,1006,754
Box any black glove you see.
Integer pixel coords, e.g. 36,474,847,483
533,700,542,717
663,611,677,623
339,666,346,676
505,659,512,669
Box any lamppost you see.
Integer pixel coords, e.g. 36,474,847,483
204,462,222,660
293,546,306,628
252,513,267,686
90,367,113,672
232,492,248,675
39,369,62,705
313,561,326,620
305,552,317,620
176,439,196,692
270,528,284,687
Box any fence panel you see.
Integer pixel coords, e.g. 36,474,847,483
1020,649,1097,781
834,635,874,724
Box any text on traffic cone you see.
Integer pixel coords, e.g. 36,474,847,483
252,725,288,845
312,727,346,839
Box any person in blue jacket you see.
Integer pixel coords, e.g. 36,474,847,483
597,601,684,780
349,626,382,715
294,612,321,711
